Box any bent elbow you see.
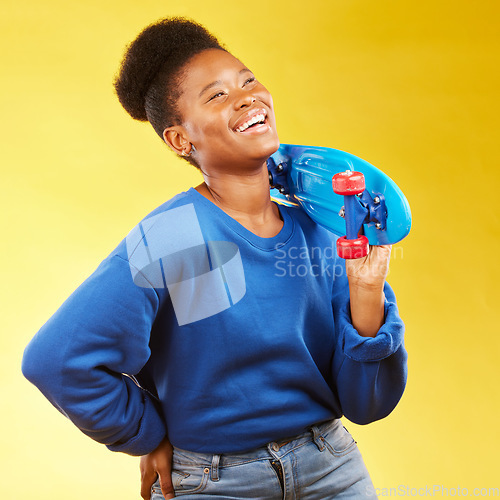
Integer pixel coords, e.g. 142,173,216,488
22,342,43,385
341,373,407,425
22,334,63,395
344,405,395,425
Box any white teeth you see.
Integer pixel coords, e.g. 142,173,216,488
236,113,266,132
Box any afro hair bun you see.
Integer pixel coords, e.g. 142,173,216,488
114,17,224,122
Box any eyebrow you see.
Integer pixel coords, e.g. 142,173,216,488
198,68,253,98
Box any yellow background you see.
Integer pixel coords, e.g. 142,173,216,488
1,0,499,498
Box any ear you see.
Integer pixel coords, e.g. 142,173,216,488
163,126,193,156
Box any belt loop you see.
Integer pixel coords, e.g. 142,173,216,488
311,425,325,452
211,454,221,482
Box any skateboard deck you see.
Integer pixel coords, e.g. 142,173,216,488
267,144,411,247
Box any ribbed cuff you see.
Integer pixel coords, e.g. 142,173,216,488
341,296,405,362
106,394,167,456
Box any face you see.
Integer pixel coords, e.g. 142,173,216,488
166,49,279,172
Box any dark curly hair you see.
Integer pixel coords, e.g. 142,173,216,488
114,17,226,164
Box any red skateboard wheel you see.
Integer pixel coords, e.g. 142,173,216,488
336,235,369,259
332,171,365,195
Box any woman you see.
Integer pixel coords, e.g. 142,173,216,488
22,17,407,499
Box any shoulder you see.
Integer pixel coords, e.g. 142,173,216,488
138,188,198,222
278,203,339,245
108,189,200,261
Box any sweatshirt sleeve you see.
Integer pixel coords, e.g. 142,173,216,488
21,254,167,456
331,277,408,425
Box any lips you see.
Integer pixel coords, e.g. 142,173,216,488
232,108,268,133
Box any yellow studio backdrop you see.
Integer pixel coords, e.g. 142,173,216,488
1,0,498,498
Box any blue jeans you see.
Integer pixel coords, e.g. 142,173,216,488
151,419,376,498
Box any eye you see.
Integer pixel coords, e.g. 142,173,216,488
208,91,226,102
243,76,256,86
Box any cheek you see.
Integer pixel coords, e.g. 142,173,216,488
256,83,273,103
257,88,276,118
187,118,229,143
187,121,235,157
180,100,229,142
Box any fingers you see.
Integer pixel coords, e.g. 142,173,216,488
139,437,175,499
140,468,157,499
346,244,392,288
156,451,174,499
158,472,175,499
370,244,392,259
140,469,174,500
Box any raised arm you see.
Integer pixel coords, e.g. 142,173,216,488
331,246,408,424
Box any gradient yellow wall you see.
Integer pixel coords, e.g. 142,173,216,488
2,0,499,498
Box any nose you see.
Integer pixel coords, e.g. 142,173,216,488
234,90,256,109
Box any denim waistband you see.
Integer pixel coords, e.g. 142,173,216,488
172,418,341,477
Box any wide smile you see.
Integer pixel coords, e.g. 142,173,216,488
232,108,271,135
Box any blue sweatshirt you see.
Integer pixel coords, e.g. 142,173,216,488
22,188,407,456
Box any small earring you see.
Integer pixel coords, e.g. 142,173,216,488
181,143,195,157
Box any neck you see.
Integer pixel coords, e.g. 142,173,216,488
195,162,283,238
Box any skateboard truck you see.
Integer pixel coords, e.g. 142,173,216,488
333,171,387,259
267,157,290,195
268,158,389,259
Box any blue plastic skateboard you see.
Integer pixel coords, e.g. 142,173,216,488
267,144,411,258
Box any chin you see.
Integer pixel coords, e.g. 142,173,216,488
254,134,280,159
